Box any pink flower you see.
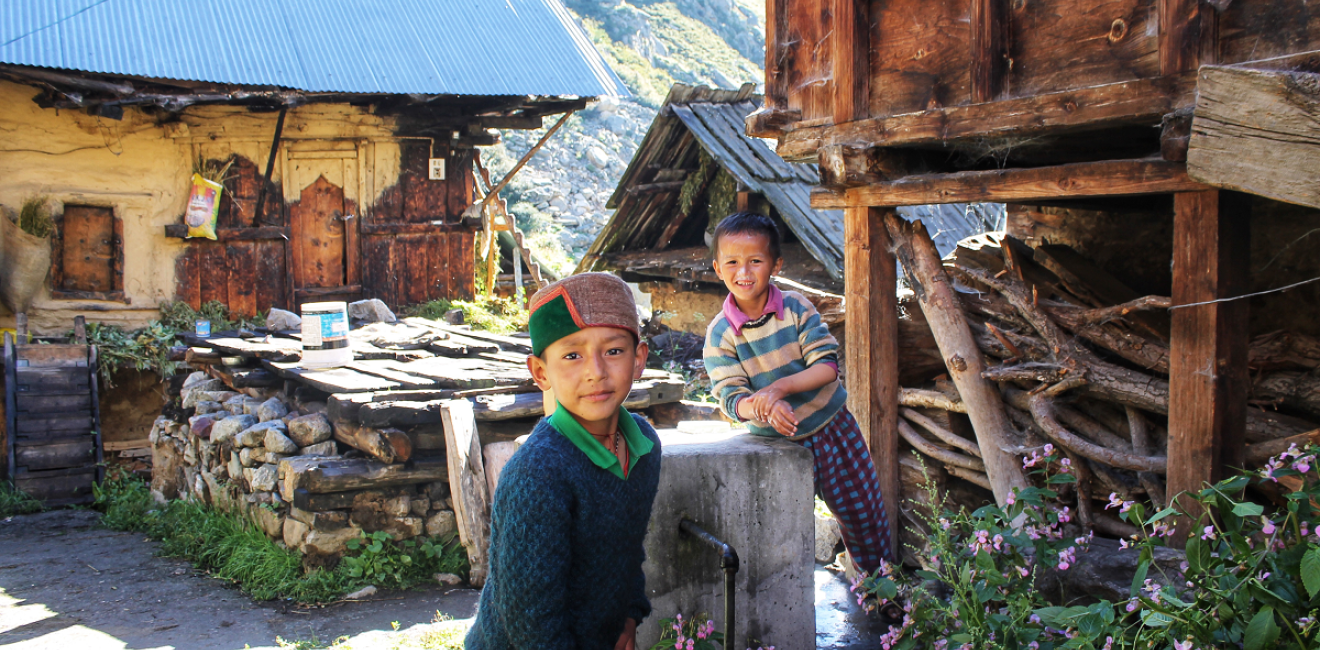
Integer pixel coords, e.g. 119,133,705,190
1019,566,1030,578
1262,518,1276,535
1126,600,1139,612
686,640,695,650
1057,561,1070,570
1173,639,1193,650
1201,526,1216,541
1005,491,1017,506
1043,443,1054,455
1119,539,1130,549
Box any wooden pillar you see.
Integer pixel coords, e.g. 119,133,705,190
970,0,1008,103
1167,190,1250,530
830,0,869,125
845,206,900,556
1159,0,1217,75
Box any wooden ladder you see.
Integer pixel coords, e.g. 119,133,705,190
4,315,104,506
473,157,547,299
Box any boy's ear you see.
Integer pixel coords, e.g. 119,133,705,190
526,354,553,391
773,255,784,276
711,257,724,280
633,340,649,380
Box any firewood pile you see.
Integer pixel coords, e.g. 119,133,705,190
890,227,1320,538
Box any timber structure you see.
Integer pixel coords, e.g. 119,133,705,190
754,0,1320,546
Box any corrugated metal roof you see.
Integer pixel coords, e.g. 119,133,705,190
0,0,627,97
581,83,1002,282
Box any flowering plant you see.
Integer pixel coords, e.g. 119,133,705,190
854,447,1106,649
1105,443,1320,650
649,613,725,650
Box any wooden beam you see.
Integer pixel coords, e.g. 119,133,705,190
844,206,900,557
777,73,1197,162
442,399,491,587
812,159,1207,208
884,214,1028,506
971,0,1008,103
830,0,869,125
1188,66,1320,210
1159,0,1216,76
1167,190,1250,539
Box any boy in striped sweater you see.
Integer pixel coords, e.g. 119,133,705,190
703,212,895,574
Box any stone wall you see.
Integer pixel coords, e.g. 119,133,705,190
150,371,457,567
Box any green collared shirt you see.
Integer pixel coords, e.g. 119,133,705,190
549,403,655,479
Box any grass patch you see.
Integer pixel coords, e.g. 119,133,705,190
0,481,43,518
95,470,468,604
403,295,527,335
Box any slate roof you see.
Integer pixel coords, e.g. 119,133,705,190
580,83,1002,283
0,0,627,97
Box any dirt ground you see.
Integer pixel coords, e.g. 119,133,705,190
0,509,480,650
1,509,886,650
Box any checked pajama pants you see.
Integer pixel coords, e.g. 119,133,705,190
797,406,895,574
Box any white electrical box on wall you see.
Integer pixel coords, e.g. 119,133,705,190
428,158,446,180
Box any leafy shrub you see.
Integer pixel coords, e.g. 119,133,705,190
0,481,42,518
649,613,724,650
343,530,467,591
85,320,181,388
404,295,527,335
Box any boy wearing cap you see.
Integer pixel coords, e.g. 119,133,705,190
466,272,661,650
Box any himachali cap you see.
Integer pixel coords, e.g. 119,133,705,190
528,272,640,357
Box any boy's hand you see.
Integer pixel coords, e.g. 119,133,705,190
744,384,787,422
766,399,798,436
614,618,637,650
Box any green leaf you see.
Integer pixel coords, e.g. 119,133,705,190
1302,548,1320,599
1046,473,1077,485
1232,501,1264,518
1144,507,1179,525
1244,607,1280,650
1185,536,1205,574
874,579,898,601
1130,559,1150,597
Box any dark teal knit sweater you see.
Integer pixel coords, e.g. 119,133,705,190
465,413,662,650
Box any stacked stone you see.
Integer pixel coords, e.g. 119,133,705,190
150,371,459,567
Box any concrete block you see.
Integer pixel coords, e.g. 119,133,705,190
640,432,815,650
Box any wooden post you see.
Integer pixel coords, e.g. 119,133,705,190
971,0,1008,103
844,206,899,556
1159,0,1217,75
830,0,869,126
441,399,492,587
884,214,1029,505
1167,190,1250,534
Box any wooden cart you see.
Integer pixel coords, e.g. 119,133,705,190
4,315,104,506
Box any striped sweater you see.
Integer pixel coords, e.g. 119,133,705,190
703,287,847,440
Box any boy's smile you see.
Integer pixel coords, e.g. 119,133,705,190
713,231,784,318
527,326,648,437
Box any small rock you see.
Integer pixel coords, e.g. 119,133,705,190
239,448,257,468
385,496,411,518
442,308,465,325
300,441,338,457
266,308,301,332
425,510,457,538
288,413,333,446
250,464,278,492
410,497,431,516
257,398,288,423
586,146,610,169
182,371,211,390
284,517,310,548
814,513,843,563
344,585,377,600
228,453,243,482
188,414,220,440
236,427,267,448
252,504,284,539
194,400,224,415
265,429,300,454
348,299,397,324
210,414,259,445
434,573,463,587
302,525,363,557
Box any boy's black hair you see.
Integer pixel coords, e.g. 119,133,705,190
712,211,782,260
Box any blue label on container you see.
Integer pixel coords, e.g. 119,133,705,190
195,319,210,337
302,310,348,350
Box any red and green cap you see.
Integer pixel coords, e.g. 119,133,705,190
528,272,640,357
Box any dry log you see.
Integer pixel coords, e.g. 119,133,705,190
1067,451,1095,533
945,465,993,491
899,388,968,413
901,408,981,457
897,419,986,472
1127,407,1167,508
1092,512,1142,539
441,400,491,587
1249,330,1320,371
1251,371,1320,417
331,419,412,464
1244,428,1320,465
278,456,447,501
1028,389,1168,474
887,214,1027,504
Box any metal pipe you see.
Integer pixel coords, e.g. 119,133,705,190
679,518,739,650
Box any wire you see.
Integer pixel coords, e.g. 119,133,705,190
1168,274,1320,310
1,0,116,49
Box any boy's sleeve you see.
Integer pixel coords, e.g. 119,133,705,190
703,321,753,422
792,293,840,368
492,460,575,649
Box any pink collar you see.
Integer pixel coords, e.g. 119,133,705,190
722,284,785,335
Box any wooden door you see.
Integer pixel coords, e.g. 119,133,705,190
60,205,115,292
291,176,348,291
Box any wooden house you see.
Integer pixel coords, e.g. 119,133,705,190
0,0,625,334
754,0,1320,544
578,83,1002,334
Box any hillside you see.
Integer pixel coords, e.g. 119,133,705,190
481,0,765,277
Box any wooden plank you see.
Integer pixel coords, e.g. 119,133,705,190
1008,0,1160,98
15,368,88,392
377,357,531,390
174,247,201,310
442,400,491,587
347,361,441,389
830,0,868,127
254,239,286,314
60,205,115,293
777,72,1197,162
16,393,92,414
867,0,971,117
812,159,1207,208
970,0,1007,103
163,225,290,240
483,441,520,500
199,242,230,306
345,198,361,287
279,456,448,499
264,361,401,393
16,439,96,471
1160,0,1207,75
227,242,258,318
15,415,94,436
1167,190,1250,538
15,345,88,366
844,207,900,557
14,467,96,503
291,176,347,290
1188,66,1320,210
332,420,412,464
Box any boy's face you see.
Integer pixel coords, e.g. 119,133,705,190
527,326,648,436
712,231,783,308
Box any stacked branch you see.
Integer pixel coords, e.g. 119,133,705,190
890,226,1320,534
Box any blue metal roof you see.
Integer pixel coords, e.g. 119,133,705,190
0,0,628,97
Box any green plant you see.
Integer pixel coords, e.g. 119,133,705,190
1105,443,1320,650
404,295,527,335
855,447,1106,649
85,320,181,388
649,613,725,650
160,299,264,333
342,530,467,591
18,196,54,238
0,481,43,517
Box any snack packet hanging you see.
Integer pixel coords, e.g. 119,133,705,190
184,173,224,239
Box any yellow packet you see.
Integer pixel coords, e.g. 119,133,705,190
184,173,224,239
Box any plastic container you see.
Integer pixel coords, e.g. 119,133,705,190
300,301,351,369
